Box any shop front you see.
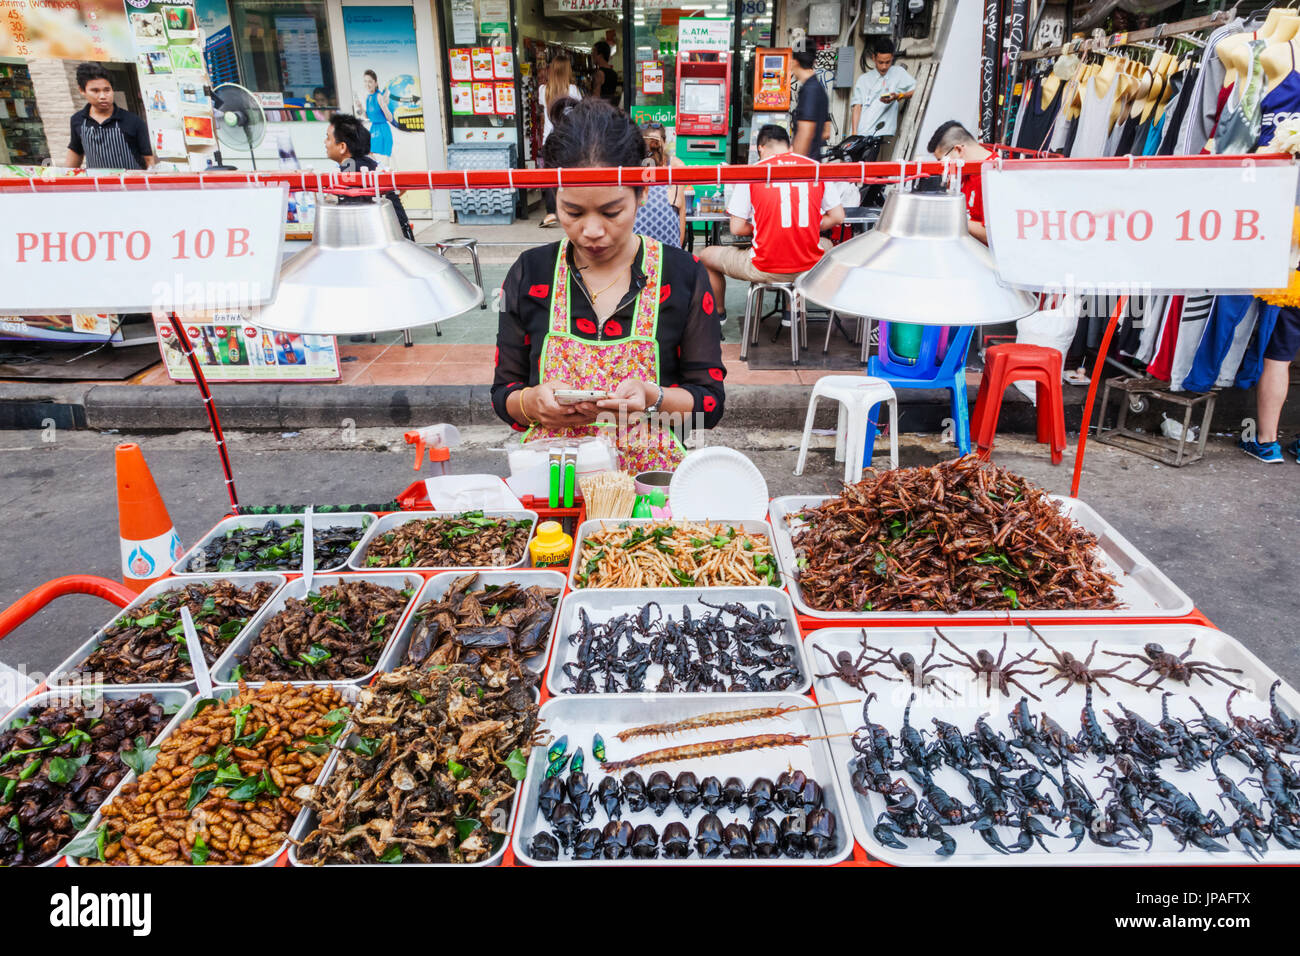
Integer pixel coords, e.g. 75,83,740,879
432,0,776,205
0,0,445,215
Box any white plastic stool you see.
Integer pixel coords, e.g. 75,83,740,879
794,375,899,483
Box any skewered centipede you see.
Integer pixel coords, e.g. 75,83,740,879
599,732,833,773
614,700,859,742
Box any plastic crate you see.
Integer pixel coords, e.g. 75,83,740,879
448,142,517,225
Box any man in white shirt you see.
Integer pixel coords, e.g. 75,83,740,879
849,38,916,158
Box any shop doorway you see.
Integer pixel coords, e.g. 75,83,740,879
515,0,627,169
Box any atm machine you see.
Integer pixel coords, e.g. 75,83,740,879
675,49,731,217
750,47,792,160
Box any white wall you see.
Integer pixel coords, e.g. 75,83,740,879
911,0,980,159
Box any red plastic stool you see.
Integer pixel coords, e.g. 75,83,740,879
971,343,1066,464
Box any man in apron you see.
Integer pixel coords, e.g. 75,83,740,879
64,63,155,171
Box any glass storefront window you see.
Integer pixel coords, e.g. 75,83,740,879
735,0,773,163
0,60,47,164
436,0,519,148
229,0,338,105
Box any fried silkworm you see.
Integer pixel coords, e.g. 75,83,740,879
599,733,817,773
615,699,860,742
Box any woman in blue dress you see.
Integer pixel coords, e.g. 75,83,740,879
359,69,395,163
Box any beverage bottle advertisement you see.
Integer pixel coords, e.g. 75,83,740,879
152,312,340,382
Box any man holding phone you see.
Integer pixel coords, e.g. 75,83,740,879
849,38,915,160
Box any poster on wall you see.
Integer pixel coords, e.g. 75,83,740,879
124,0,215,167
342,5,428,209
0,313,121,344
492,47,513,80
677,17,730,52
450,0,475,45
471,47,494,79
641,62,663,95
154,315,341,383
194,0,235,85
182,111,215,143
0,0,133,60
451,83,474,114
479,0,508,36
493,83,515,114
143,76,180,116
472,82,495,115
449,48,472,80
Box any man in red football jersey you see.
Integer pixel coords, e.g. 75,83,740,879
927,120,992,244
699,124,844,325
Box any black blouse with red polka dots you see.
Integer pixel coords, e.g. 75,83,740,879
490,239,726,433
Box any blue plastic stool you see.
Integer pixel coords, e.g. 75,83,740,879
862,323,973,464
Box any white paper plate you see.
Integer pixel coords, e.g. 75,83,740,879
668,447,769,521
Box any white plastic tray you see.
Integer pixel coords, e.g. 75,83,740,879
511,693,854,866
567,517,779,591
209,572,423,688
547,587,810,697
769,494,1194,620
45,575,288,692
347,510,538,572
2,686,193,867
377,569,566,676
171,512,376,576
63,683,358,867
808,623,1300,866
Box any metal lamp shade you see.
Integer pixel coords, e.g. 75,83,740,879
796,185,1037,326
254,198,483,335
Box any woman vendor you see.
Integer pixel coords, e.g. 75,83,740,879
491,97,726,472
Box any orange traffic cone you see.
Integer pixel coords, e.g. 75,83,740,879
116,443,183,593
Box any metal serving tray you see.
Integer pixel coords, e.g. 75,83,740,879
511,693,854,866
567,517,779,591
209,572,424,688
346,510,538,572
3,686,193,867
769,494,1194,620
377,569,567,677
547,587,810,697
808,623,1300,866
44,575,288,692
171,511,377,577
64,683,358,867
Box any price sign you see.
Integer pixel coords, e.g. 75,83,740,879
983,163,1299,292
0,186,286,311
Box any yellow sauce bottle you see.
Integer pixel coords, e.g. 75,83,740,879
529,521,573,568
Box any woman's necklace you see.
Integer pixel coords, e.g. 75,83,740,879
574,239,637,323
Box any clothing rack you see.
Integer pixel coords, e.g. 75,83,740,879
1018,10,1235,61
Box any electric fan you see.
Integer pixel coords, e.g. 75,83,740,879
210,82,267,168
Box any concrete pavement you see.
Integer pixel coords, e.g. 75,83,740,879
0,426,1295,690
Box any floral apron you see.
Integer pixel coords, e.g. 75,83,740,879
524,237,685,472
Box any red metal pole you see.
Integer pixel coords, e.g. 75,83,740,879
1070,295,1128,499
168,313,240,511
0,575,136,641
0,155,1286,194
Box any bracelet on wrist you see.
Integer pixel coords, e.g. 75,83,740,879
519,387,538,425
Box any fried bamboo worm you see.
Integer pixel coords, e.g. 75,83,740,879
614,699,862,742
599,731,852,773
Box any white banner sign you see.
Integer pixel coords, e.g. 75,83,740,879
983,165,1299,292
678,18,732,52
0,186,287,312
